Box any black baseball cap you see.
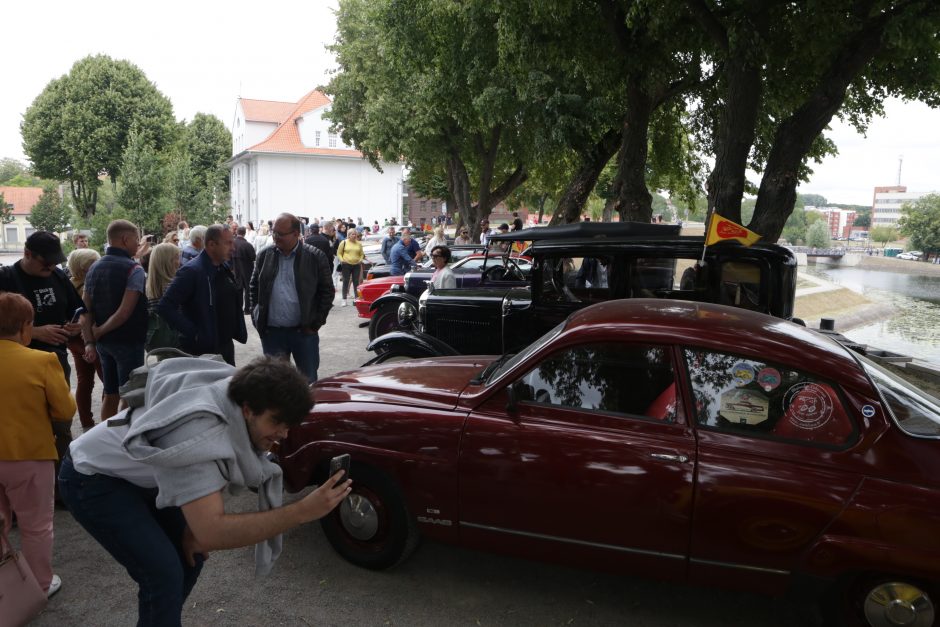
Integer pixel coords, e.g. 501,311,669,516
498,223,510,231
26,231,66,265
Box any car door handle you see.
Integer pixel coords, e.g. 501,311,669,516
650,453,689,463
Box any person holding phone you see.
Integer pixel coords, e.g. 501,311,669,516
59,356,350,627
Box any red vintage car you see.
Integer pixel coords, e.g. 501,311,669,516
278,300,940,626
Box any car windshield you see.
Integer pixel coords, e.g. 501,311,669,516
859,355,940,437
486,320,566,383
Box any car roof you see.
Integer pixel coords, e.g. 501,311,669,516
563,299,866,386
486,221,681,242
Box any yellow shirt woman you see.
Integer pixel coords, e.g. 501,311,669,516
338,238,364,265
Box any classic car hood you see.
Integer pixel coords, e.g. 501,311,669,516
314,356,495,410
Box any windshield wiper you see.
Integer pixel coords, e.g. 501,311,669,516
470,352,514,385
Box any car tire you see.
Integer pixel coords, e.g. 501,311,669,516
320,463,420,570
822,573,936,627
368,301,406,341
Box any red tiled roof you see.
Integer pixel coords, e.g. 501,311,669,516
245,90,364,158
0,186,43,215
240,99,296,124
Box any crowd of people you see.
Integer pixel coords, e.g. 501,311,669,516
0,209,522,624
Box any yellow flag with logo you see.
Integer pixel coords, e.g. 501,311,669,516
706,214,761,246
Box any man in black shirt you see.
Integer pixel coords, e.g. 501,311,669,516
0,232,83,380
232,226,256,314
304,223,333,260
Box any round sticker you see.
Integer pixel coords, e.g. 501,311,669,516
732,362,756,387
757,367,782,392
782,383,834,430
861,405,876,418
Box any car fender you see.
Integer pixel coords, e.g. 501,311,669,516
370,291,419,313
367,330,460,358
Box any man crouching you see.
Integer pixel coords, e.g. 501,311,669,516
58,356,350,627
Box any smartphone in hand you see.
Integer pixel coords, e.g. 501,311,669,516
70,306,86,324
329,454,351,486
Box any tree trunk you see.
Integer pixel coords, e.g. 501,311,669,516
550,128,621,225
536,195,547,224
751,8,902,241
614,85,654,223
705,54,762,225
446,150,475,238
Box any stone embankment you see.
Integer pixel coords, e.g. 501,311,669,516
793,272,892,332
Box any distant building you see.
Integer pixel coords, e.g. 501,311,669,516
401,183,528,229
228,90,404,227
805,205,857,239
0,186,43,251
871,185,930,229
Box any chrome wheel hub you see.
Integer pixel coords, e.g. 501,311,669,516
339,493,379,541
864,582,934,627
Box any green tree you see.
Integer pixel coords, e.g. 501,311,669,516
851,206,871,228
2,173,45,187
870,225,899,248
0,192,12,225
799,193,828,207
690,0,940,241
806,220,831,248
27,187,72,234
185,113,231,194
898,194,940,256
0,158,30,185
118,128,167,235
21,55,176,218
87,205,131,251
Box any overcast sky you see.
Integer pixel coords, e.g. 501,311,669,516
4,0,937,207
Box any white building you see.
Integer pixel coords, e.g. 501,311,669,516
228,90,404,227
871,185,931,229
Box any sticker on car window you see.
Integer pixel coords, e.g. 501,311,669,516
782,383,834,430
720,389,769,425
732,362,756,387
757,367,781,392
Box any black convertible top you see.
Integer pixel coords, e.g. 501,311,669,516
486,221,681,242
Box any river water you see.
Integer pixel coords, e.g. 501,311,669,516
804,264,940,365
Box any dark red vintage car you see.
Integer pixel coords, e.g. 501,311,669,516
279,300,940,627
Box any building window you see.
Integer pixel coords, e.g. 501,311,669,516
5,226,18,244
315,131,321,147
328,132,337,148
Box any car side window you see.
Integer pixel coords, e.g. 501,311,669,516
515,344,680,422
683,348,857,448
719,261,763,311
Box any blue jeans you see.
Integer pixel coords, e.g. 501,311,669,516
96,339,145,394
58,457,203,627
260,327,319,382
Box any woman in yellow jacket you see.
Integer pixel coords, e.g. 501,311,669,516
0,291,76,598
337,227,364,306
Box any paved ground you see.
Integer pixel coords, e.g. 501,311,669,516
8,263,801,626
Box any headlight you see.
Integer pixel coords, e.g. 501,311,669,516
397,302,417,326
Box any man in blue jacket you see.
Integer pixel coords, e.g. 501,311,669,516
157,224,247,365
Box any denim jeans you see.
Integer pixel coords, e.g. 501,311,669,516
58,457,203,627
96,339,145,395
260,327,319,382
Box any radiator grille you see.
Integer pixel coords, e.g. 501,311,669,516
432,317,501,354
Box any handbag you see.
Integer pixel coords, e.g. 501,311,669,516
0,514,48,626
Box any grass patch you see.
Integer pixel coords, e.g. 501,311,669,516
794,287,870,320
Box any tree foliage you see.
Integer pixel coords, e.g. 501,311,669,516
806,220,831,248
21,55,176,218
0,192,12,225
27,187,72,234
0,158,30,185
870,225,899,247
118,128,167,235
898,194,940,253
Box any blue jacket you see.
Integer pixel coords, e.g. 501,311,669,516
156,250,247,355
390,239,421,276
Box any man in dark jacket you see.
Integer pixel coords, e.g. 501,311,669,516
232,226,256,314
250,213,333,382
304,223,332,260
157,224,248,365
82,220,148,420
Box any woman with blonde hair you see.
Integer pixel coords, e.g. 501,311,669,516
253,222,273,253
66,247,102,431
337,227,364,306
144,243,181,351
163,232,180,246
425,225,447,257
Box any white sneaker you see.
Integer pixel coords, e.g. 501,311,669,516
47,574,62,598
341,299,347,307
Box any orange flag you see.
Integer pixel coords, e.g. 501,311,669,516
706,214,761,246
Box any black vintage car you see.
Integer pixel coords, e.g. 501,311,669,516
365,222,799,363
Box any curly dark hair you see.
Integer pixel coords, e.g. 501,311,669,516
431,245,452,263
227,356,311,425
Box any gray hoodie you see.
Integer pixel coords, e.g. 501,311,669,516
122,357,284,576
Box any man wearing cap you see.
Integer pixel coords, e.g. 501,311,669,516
0,231,83,380
81,220,148,421
0,231,83,461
